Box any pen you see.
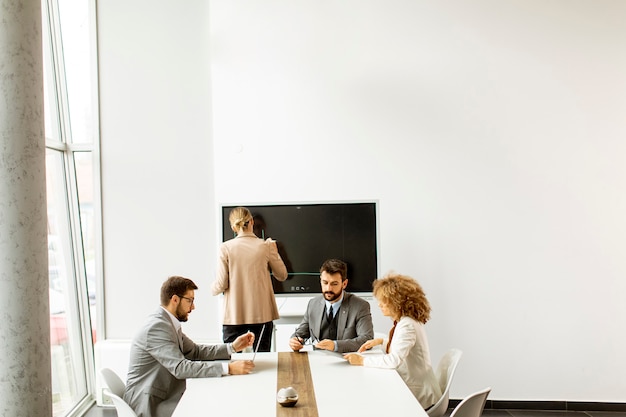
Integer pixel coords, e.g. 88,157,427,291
252,324,266,361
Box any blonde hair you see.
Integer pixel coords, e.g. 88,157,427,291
229,207,253,233
372,273,431,324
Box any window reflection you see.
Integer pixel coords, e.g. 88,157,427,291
46,150,89,415
74,151,97,341
58,0,93,144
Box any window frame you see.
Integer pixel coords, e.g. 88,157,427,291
42,0,103,415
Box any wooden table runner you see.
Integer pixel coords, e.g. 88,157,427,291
276,352,319,417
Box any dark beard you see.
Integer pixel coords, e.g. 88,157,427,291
176,305,189,322
324,291,341,302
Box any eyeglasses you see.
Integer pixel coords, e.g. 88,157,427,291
178,295,195,305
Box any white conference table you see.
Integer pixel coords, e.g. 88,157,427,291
172,350,428,417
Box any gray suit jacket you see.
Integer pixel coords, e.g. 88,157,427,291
123,308,231,417
291,292,374,353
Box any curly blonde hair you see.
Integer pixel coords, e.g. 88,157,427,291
372,273,431,324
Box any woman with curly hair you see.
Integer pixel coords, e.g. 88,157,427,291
344,273,441,410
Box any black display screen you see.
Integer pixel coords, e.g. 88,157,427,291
221,202,378,294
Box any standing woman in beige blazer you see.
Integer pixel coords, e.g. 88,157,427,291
344,273,442,410
212,207,288,352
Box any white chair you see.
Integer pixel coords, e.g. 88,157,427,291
449,387,491,417
100,368,126,397
427,348,463,417
100,368,137,417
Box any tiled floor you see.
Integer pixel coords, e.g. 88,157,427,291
83,406,114,417
483,410,626,417
468,411,626,417
85,406,626,417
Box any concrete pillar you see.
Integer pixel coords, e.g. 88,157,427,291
0,0,52,416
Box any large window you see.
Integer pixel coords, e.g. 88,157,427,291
43,0,101,416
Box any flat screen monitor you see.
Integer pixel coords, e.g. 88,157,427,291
221,202,378,294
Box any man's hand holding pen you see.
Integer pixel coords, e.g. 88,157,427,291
288,336,306,351
228,331,256,375
289,335,334,352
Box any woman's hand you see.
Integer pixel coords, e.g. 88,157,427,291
357,338,383,353
343,353,364,366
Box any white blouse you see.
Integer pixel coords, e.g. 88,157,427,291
363,316,441,408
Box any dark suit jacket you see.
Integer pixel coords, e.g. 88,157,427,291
123,308,231,417
291,292,374,353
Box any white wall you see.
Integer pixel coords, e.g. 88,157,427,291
98,0,626,403
97,0,219,340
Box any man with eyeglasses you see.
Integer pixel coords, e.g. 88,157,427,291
124,276,255,417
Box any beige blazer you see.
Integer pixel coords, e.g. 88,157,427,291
212,232,288,324
363,316,441,409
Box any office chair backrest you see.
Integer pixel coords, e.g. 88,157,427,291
102,387,138,417
100,367,126,398
449,387,491,417
427,348,463,417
